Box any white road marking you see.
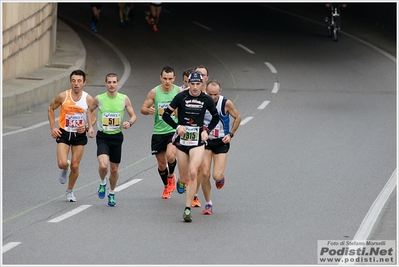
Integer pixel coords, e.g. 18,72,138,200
240,116,254,125
192,21,212,31
271,82,280,94
264,62,277,73
3,120,52,136
236,43,255,54
2,242,21,253
353,169,397,240
339,168,397,265
114,179,142,192
258,101,270,109
48,205,92,223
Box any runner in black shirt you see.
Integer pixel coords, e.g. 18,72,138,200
162,71,219,222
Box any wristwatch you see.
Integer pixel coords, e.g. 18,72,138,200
229,133,234,138
129,121,134,127
85,125,89,132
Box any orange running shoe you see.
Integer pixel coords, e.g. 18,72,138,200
202,204,213,215
167,174,176,192
153,25,158,32
192,195,201,207
162,187,170,199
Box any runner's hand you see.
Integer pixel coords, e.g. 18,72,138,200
51,127,62,138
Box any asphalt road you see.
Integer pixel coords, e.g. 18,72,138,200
2,3,396,265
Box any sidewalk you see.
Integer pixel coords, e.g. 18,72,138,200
2,19,86,117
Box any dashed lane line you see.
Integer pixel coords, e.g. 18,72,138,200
48,205,92,223
115,179,142,192
2,242,21,253
192,21,212,31
237,43,255,54
240,116,254,125
258,101,270,109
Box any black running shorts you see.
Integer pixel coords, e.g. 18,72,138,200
205,138,230,154
96,131,124,163
151,132,174,155
56,128,88,146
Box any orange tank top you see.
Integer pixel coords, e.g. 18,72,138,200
58,89,88,132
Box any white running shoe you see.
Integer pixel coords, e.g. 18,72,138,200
66,190,76,202
59,160,70,184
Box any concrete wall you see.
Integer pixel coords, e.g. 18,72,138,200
2,2,57,80
2,3,86,117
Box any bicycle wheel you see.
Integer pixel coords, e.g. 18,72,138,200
333,17,339,41
327,25,332,37
333,27,339,41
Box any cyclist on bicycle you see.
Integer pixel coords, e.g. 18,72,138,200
324,3,347,24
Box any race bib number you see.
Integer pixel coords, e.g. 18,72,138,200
102,113,121,131
209,124,220,138
180,126,200,146
65,114,84,132
158,103,175,120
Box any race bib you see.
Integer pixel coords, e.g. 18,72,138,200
158,103,175,120
65,114,84,132
179,126,200,146
209,124,220,138
102,113,121,131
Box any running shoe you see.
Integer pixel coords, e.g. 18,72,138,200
59,160,70,184
202,204,213,215
66,190,76,202
167,174,176,192
153,25,158,32
91,22,96,30
215,177,225,189
108,193,116,206
145,10,150,20
120,21,125,27
183,208,192,222
148,17,154,25
176,179,185,194
162,187,171,199
98,183,106,199
192,196,201,207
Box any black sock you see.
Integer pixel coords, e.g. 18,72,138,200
168,159,177,175
158,168,168,186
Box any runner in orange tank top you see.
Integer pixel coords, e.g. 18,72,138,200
48,70,96,202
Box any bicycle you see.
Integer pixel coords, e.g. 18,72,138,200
326,4,342,42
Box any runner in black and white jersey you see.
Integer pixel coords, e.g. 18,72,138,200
201,80,241,215
162,71,219,222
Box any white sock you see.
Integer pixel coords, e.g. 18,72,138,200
207,200,213,206
109,190,115,195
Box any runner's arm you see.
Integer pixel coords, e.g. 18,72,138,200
162,106,178,129
124,96,137,129
140,88,156,115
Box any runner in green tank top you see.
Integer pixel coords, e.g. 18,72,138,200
87,73,137,207
141,66,183,199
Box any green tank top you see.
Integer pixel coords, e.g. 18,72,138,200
97,92,127,134
153,85,179,134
